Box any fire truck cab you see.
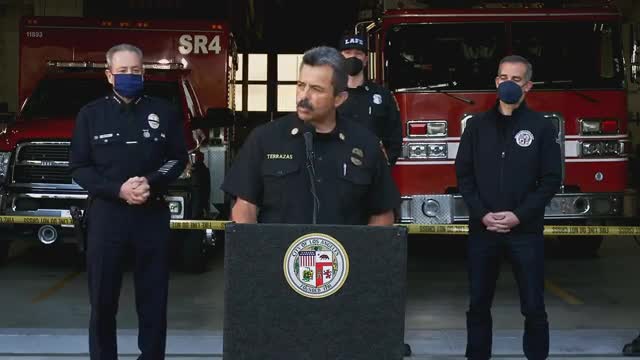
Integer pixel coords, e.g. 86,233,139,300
364,1,637,252
0,17,237,272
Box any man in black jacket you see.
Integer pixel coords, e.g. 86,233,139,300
455,55,561,360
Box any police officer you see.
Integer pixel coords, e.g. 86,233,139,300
70,44,187,360
455,55,561,360
337,34,402,166
222,45,399,226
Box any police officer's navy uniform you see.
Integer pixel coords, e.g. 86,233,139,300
338,80,402,165
70,93,187,360
221,113,399,224
455,102,561,360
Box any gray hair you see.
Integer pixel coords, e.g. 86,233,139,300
106,43,143,68
300,46,347,95
498,55,533,82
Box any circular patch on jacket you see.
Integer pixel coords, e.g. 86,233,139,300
514,130,534,147
284,233,349,299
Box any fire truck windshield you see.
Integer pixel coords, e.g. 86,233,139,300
386,21,623,91
512,21,623,90
21,77,182,119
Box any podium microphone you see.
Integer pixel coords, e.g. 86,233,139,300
302,124,320,224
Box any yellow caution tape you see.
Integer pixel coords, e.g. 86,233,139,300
403,224,640,236
0,216,638,236
170,220,228,231
0,216,230,231
404,224,470,235
0,215,74,226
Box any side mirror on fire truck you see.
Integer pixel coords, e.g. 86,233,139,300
630,24,640,85
191,107,235,129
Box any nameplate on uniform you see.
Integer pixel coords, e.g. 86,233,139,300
266,153,294,160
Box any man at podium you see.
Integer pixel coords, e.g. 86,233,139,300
222,46,399,226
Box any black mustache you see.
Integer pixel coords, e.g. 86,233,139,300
297,98,314,111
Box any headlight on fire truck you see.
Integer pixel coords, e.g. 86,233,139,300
406,120,448,137
580,140,629,157
0,152,10,182
403,143,447,159
579,118,619,135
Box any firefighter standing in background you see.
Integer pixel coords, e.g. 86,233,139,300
337,34,402,166
69,43,188,360
455,55,561,360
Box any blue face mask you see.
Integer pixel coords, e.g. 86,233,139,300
497,80,523,105
113,73,144,98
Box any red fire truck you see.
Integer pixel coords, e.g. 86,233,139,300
0,17,236,271
364,1,637,253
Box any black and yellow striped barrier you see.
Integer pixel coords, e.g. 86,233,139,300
1,215,639,236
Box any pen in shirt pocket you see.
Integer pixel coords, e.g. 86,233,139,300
343,163,347,176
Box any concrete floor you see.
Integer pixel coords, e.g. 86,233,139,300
1,235,640,358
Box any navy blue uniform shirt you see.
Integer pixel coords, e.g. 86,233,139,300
69,93,188,202
455,102,562,234
221,113,400,225
338,80,402,165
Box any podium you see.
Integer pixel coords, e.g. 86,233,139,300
223,224,408,360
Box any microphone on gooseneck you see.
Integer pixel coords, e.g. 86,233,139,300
302,123,319,224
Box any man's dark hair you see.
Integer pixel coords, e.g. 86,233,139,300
498,55,533,82
300,46,347,95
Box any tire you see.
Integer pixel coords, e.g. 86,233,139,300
180,230,207,273
0,241,10,266
178,165,210,273
547,235,603,258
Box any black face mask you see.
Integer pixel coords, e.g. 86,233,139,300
344,57,364,76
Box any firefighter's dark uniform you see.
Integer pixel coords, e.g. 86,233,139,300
455,102,561,360
338,80,403,165
221,113,399,224
70,93,187,360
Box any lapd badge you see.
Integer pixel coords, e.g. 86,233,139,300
352,147,364,158
143,129,150,138
284,233,349,299
514,130,534,147
350,156,363,166
373,94,382,104
148,113,160,129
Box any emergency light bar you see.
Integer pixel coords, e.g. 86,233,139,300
46,60,184,70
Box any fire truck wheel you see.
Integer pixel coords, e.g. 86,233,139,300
180,230,207,273
73,247,87,271
0,240,10,266
548,235,603,258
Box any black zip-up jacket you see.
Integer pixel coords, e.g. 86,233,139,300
455,102,561,234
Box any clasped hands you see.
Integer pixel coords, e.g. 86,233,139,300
482,211,520,233
119,176,150,205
